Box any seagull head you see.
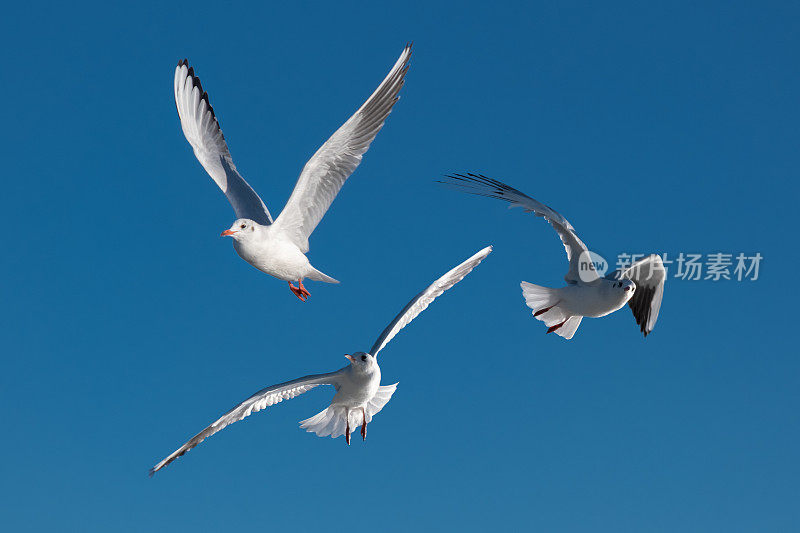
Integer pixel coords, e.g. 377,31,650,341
606,278,636,301
345,352,376,372
221,218,259,241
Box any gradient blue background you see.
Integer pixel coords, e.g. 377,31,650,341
1,1,798,531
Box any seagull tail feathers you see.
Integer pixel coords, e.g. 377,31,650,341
520,282,582,340
306,266,339,284
299,384,398,438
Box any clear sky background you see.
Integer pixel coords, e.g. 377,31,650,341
1,1,798,531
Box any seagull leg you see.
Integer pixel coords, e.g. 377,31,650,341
534,302,559,317
360,407,367,441
547,319,567,334
288,281,308,302
298,279,311,299
345,409,351,445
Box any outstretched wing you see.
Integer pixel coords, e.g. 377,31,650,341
174,60,273,225
150,371,341,475
272,44,412,253
441,174,598,284
369,246,492,357
606,254,666,337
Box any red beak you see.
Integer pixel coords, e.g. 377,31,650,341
220,229,236,236
345,354,355,362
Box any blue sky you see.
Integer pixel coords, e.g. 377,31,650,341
1,1,798,531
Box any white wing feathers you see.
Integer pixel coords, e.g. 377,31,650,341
150,371,341,475
441,174,597,283
369,246,492,357
273,44,413,253
606,254,666,336
174,60,273,225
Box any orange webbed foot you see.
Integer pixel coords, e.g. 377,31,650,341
288,282,308,302
297,279,311,298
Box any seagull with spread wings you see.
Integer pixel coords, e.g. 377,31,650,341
442,174,665,339
173,45,411,301
149,246,491,475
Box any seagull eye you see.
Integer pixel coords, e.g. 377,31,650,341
361,355,367,362
240,224,246,229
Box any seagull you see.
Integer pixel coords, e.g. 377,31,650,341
442,174,665,339
174,44,412,301
149,246,491,475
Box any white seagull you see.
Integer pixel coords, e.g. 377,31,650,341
149,246,491,475
174,45,412,301
443,174,665,339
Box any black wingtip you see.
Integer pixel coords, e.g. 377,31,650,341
177,61,222,131
190,70,202,93
438,172,519,199
178,58,188,67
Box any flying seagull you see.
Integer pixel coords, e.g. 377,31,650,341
174,44,412,301
149,246,491,475
442,174,665,339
